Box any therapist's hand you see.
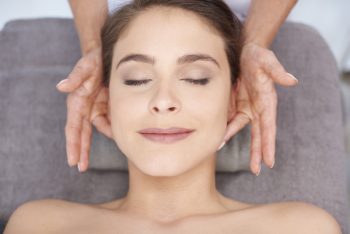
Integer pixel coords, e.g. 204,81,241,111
56,47,112,172
223,43,298,176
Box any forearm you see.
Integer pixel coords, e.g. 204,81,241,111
243,0,297,48
68,0,108,55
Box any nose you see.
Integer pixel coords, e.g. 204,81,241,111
149,84,181,115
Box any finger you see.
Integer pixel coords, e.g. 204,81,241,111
78,117,93,172
90,87,113,139
250,116,262,176
259,93,277,169
56,57,95,93
65,96,83,167
93,115,114,139
262,52,298,87
223,113,250,142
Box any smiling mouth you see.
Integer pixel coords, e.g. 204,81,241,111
139,132,194,143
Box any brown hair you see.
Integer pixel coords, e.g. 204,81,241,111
101,0,243,87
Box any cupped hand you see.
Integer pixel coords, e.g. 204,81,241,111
223,43,299,176
56,47,112,173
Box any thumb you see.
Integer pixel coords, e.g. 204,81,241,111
263,53,299,87
56,58,96,93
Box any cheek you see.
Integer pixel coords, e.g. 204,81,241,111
109,91,147,154
183,87,229,148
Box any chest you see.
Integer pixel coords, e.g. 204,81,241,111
60,210,266,234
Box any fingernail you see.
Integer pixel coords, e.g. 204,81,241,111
270,158,275,169
217,141,226,151
256,163,261,176
67,158,74,167
287,73,298,83
56,79,68,87
77,162,81,172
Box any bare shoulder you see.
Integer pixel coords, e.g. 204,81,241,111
267,201,342,234
4,199,88,234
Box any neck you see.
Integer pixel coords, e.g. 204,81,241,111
118,154,229,224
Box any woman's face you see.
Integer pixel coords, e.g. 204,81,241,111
108,6,236,176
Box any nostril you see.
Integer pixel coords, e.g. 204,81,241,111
152,106,177,112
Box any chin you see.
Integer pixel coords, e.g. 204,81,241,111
129,152,201,177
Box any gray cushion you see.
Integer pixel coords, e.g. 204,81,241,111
0,18,348,233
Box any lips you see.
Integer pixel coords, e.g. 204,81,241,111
138,127,195,143
138,127,194,134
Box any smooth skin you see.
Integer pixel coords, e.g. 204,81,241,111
5,6,341,233
56,0,299,176
4,199,342,233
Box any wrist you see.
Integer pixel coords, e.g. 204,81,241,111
243,35,271,49
242,23,274,49
81,39,102,56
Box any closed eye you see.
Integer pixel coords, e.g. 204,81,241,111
123,78,210,86
124,79,152,86
181,78,210,85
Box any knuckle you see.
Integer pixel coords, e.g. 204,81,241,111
75,62,86,73
263,51,276,64
75,85,91,97
66,139,80,149
263,49,275,58
65,124,82,133
82,58,95,70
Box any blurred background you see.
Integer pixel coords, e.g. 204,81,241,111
0,0,349,223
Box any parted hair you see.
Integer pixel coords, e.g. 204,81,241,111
101,0,244,87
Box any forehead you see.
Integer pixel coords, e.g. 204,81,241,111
113,6,227,64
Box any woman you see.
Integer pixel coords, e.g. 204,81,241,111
4,1,341,233
59,0,299,176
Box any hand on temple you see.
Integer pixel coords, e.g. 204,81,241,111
56,47,112,172
223,43,299,176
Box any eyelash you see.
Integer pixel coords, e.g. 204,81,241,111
124,78,210,86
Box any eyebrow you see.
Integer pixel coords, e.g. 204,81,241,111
115,53,221,70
